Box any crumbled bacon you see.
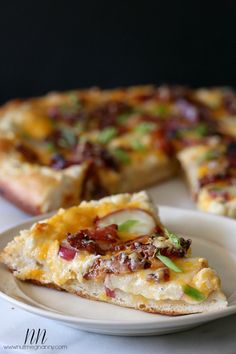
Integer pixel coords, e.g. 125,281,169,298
84,250,153,280
91,101,131,128
50,141,118,171
66,224,119,255
75,142,118,170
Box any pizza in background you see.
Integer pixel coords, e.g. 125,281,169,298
0,85,236,217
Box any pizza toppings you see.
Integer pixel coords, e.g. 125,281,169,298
91,101,132,129
156,252,182,273
50,141,118,171
96,208,156,238
111,148,131,164
47,94,83,123
97,127,118,144
152,229,191,257
84,249,155,280
65,224,119,255
58,245,77,261
182,284,205,301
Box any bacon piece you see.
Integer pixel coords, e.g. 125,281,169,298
92,224,119,242
91,101,131,128
84,250,153,280
66,224,120,255
83,236,191,280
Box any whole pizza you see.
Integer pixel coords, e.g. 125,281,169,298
0,85,236,217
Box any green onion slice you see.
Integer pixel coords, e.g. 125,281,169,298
182,284,205,301
165,229,181,249
131,140,145,151
135,122,156,134
156,252,182,273
98,127,117,144
112,148,131,164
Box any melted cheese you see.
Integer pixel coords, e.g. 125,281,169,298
105,258,220,303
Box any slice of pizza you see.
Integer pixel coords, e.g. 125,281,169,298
0,191,227,315
195,87,236,137
178,136,236,217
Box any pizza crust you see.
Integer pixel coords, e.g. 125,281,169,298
4,266,226,316
0,148,90,214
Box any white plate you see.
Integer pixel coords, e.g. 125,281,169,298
0,206,236,336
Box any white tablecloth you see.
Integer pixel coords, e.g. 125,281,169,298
0,177,236,354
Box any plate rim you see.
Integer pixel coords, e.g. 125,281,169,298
0,205,236,329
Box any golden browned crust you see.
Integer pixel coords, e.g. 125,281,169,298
24,278,183,316
0,180,41,215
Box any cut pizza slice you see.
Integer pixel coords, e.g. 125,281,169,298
178,136,236,217
0,191,227,315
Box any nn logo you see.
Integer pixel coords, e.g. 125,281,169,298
24,328,47,345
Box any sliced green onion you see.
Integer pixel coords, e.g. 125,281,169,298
152,104,168,116
182,284,205,301
112,148,131,164
156,252,182,273
98,127,117,144
45,141,56,152
118,220,139,232
202,150,220,161
165,229,181,249
195,123,208,136
135,122,156,134
60,129,77,147
116,113,131,124
131,140,145,152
